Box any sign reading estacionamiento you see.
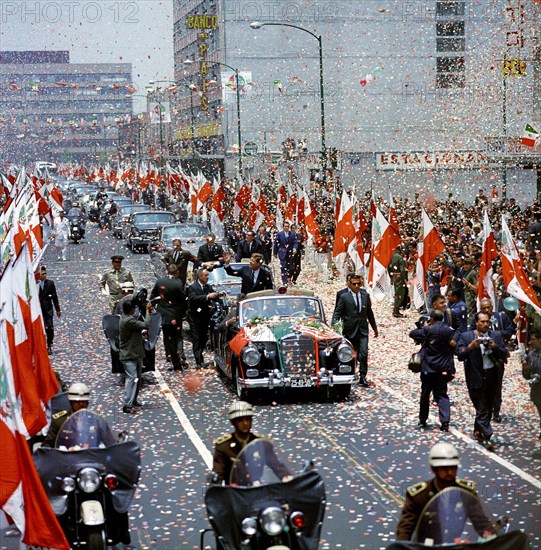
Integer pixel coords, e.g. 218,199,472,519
375,151,491,170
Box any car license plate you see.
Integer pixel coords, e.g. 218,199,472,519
290,378,313,387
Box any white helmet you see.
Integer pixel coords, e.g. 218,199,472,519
429,442,460,467
67,382,90,401
228,401,254,421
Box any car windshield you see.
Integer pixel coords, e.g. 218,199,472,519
161,225,207,241
239,296,323,325
134,213,174,225
207,266,239,285
120,205,147,215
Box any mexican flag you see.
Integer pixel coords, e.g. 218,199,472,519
521,124,539,147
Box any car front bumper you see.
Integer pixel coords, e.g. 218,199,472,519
238,373,358,390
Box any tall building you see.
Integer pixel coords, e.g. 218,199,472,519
0,51,133,163
173,0,540,200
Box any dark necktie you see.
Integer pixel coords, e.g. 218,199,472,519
355,292,361,312
252,271,257,287
174,251,179,263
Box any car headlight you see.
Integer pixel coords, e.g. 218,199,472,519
77,467,101,493
62,477,76,493
337,343,353,362
260,506,286,536
242,345,261,367
241,517,257,536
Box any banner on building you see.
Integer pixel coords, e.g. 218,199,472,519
375,151,492,171
148,102,171,124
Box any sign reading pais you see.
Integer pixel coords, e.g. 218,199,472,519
375,151,491,171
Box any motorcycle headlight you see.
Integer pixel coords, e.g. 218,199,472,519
260,506,286,536
77,467,101,493
337,342,353,362
241,517,257,536
242,345,261,367
62,477,76,493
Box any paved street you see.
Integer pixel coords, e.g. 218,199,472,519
2,224,540,550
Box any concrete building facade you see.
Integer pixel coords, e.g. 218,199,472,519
173,0,540,202
0,51,133,163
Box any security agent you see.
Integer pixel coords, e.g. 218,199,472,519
212,401,290,485
395,442,495,542
42,383,90,447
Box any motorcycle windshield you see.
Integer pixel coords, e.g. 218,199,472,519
55,409,117,450
413,487,493,545
229,439,291,487
34,440,141,516
205,470,326,550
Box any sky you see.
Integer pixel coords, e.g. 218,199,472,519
0,0,175,108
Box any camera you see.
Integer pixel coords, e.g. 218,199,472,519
529,373,540,386
478,336,492,346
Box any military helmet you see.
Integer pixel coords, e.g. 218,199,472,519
67,382,90,401
429,442,460,467
228,401,254,421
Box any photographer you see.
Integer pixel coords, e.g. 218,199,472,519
456,312,508,450
187,268,224,369
522,330,541,440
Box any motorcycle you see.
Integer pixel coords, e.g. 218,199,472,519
201,439,326,550
67,208,86,243
34,409,141,550
386,486,531,550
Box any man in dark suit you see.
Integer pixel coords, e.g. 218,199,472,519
227,223,245,252
197,233,224,263
236,230,262,262
257,224,273,264
456,312,508,450
150,264,188,371
162,238,198,286
223,252,273,295
469,298,514,423
273,221,298,284
38,266,61,354
187,268,221,369
331,273,378,387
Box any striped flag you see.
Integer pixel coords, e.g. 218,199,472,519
501,215,541,313
477,210,497,306
521,124,539,147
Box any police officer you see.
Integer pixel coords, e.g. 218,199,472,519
42,382,90,447
212,401,290,486
212,401,260,484
395,442,495,541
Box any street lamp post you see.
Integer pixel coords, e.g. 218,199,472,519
250,21,327,184
185,58,243,177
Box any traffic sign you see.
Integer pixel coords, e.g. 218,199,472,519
244,141,258,155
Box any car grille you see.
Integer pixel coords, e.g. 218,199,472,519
278,334,316,376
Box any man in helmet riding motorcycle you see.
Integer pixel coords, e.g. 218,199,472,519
396,442,496,541
42,382,91,447
212,401,290,485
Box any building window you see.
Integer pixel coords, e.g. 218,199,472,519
436,1,465,17
437,56,465,72
436,21,465,36
437,37,465,52
436,72,466,88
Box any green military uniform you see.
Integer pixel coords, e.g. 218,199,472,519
212,432,261,484
100,266,135,312
396,477,491,541
42,409,71,447
464,268,479,321
388,249,408,315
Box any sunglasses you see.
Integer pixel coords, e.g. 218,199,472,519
350,282,362,286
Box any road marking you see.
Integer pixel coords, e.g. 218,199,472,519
378,382,541,490
153,367,214,469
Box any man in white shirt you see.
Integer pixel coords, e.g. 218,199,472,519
53,210,70,261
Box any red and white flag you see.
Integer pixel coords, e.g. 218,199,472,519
248,182,266,230
332,190,355,273
367,204,402,301
233,182,251,220
347,197,367,273
412,208,445,309
521,124,539,148
303,190,320,240
477,210,497,306
0,246,68,549
284,183,297,223
210,176,226,222
501,215,541,313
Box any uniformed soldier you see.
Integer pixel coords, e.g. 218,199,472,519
212,401,260,484
42,382,90,447
395,442,495,541
100,255,135,312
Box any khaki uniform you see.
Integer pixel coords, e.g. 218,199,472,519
212,432,260,484
396,477,492,541
100,267,135,311
42,409,71,447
